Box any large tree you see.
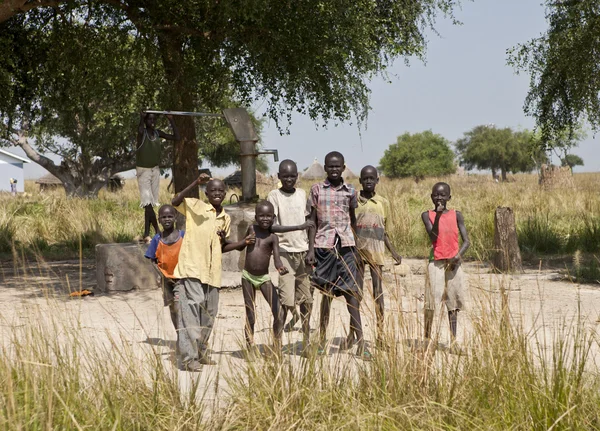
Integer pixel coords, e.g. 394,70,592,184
379,130,456,182
508,0,600,143
1,0,461,194
455,125,544,181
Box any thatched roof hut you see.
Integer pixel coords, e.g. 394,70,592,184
223,170,271,188
301,159,325,180
343,167,358,179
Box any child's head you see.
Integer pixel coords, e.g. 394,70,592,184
277,159,299,192
359,165,379,192
431,182,451,209
158,204,176,230
255,200,275,230
144,113,157,129
205,179,226,207
324,151,345,182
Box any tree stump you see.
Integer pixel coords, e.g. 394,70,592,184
493,207,523,273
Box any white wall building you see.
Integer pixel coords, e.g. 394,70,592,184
0,149,30,193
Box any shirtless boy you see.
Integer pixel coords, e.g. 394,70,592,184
230,201,288,355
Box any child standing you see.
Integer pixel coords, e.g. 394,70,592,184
171,174,249,372
306,151,371,359
421,182,470,344
144,204,185,331
350,165,402,346
267,159,314,349
230,201,288,355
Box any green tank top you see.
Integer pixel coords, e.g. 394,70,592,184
136,129,162,168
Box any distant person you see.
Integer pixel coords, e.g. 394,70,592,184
144,205,184,331
420,182,470,346
267,160,315,350
306,151,371,360
231,201,288,358
9,178,17,196
343,165,402,347
136,112,180,243
171,174,251,372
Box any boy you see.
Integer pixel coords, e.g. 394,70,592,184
267,159,314,348
346,165,402,347
306,151,370,359
136,112,180,243
144,204,185,331
229,201,289,355
421,182,470,344
172,174,251,372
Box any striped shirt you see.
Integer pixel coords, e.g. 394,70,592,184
310,179,357,248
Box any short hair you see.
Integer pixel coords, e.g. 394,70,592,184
432,182,451,194
324,151,345,165
206,178,225,188
158,204,176,215
255,200,274,213
360,165,378,177
278,159,297,172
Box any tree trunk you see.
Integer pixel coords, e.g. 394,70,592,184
501,167,507,182
491,167,497,180
172,115,199,195
493,207,523,273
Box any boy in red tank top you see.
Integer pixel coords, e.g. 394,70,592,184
421,182,470,345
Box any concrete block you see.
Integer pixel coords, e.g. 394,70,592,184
96,243,159,293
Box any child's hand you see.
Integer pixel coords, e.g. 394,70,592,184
305,250,315,266
277,266,289,275
301,220,315,230
447,255,461,271
435,201,445,212
244,231,256,245
217,229,227,241
196,173,211,186
392,253,402,265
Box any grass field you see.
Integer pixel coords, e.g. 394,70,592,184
2,173,600,277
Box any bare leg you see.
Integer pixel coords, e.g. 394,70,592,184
448,309,458,341
299,302,312,347
283,305,299,332
241,278,257,348
370,264,384,341
424,309,434,340
260,281,284,351
343,259,366,349
143,204,159,237
319,293,333,349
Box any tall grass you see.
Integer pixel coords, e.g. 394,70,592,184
3,173,600,260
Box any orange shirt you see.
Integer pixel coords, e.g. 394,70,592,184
145,231,184,279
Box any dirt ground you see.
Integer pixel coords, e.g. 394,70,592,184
2,256,600,408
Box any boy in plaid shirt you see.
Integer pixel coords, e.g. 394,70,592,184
306,151,371,360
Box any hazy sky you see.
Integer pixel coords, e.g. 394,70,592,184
14,0,599,179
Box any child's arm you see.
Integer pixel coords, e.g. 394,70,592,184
270,219,315,234
157,114,181,141
135,111,145,151
449,210,470,266
271,234,289,275
172,173,210,207
421,205,443,242
305,207,317,265
384,233,402,265
221,227,256,253
350,206,357,234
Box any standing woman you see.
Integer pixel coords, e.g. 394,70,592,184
136,112,180,243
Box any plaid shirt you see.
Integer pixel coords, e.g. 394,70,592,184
310,179,358,248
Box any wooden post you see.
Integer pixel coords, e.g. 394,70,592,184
493,207,523,273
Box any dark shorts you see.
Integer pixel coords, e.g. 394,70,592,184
312,243,359,297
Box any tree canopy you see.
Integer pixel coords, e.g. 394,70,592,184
379,131,456,182
1,0,461,194
561,154,584,169
455,125,544,181
508,0,600,143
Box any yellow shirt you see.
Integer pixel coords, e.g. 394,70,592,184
355,193,389,266
173,198,231,287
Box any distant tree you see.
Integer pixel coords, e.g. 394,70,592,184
379,131,455,182
455,125,545,181
561,154,584,169
508,0,600,143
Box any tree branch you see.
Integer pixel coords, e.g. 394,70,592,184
15,130,60,171
0,0,63,23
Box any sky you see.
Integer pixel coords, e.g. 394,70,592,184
12,0,599,179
